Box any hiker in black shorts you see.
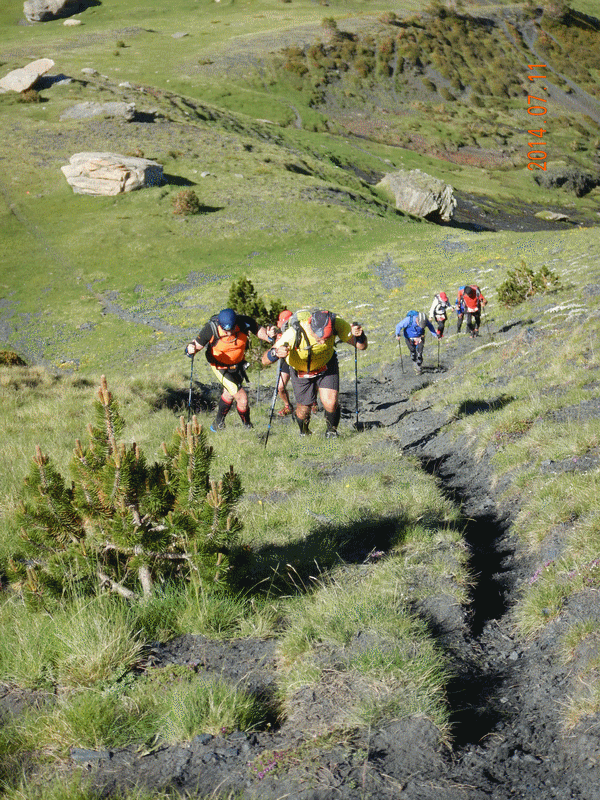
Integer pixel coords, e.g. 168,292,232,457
264,309,367,437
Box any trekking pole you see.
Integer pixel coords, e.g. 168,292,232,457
354,338,359,429
398,340,405,374
437,337,440,371
264,360,283,449
257,364,261,406
187,355,195,423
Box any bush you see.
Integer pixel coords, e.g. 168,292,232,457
7,377,243,604
172,189,201,216
497,261,562,306
18,89,40,103
0,351,26,366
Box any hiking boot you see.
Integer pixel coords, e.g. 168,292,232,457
278,404,293,417
294,413,311,437
325,428,339,439
414,365,422,375
242,422,254,430
210,420,226,432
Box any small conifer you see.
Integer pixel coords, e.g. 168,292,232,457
8,377,243,606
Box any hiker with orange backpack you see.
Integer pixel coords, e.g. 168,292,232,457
396,311,440,375
185,308,276,432
455,285,488,338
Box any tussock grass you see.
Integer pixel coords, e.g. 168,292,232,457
277,570,451,736
158,677,267,741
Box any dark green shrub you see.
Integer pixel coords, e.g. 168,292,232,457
173,189,201,216
8,378,243,604
497,261,562,306
0,350,26,366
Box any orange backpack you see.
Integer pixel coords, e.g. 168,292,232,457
206,317,248,367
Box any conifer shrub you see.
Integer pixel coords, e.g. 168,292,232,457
7,377,243,606
497,261,562,306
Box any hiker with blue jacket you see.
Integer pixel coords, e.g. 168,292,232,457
396,311,440,375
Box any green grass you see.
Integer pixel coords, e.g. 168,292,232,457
1,0,600,785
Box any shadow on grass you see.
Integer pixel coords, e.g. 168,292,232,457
150,381,217,414
457,394,514,417
233,509,448,595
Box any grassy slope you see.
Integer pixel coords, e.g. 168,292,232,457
1,0,600,793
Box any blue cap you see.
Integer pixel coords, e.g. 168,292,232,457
218,308,237,331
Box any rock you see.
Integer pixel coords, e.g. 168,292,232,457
534,167,599,197
63,17,81,25
81,68,98,76
0,58,54,93
61,152,163,196
377,169,456,222
172,32,189,39
60,101,136,121
534,210,570,222
24,0,88,23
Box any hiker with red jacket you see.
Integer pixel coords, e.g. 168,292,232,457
186,308,275,432
396,311,440,375
456,285,487,338
429,292,451,338
261,309,295,417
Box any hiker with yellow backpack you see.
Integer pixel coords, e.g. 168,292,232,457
264,309,367,438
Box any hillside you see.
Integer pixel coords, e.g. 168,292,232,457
1,1,600,799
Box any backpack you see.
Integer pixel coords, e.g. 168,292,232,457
287,309,337,373
205,315,248,367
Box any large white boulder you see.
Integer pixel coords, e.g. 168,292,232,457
0,58,54,93
377,169,456,222
61,152,164,196
24,0,85,23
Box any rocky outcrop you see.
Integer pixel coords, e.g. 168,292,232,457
377,169,456,222
534,167,599,197
0,59,54,93
60,102,136,121
23,0,86,22
61,152,163,196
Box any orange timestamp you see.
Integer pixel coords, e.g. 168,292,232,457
526,64,548,171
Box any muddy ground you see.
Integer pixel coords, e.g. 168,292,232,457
3,313,597,800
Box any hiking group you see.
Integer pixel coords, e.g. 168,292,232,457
185,285,486,435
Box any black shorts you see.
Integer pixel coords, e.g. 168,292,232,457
289,352,339,406
280,359,290,376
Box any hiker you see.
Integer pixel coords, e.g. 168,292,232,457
185,308,276,432
429,291,451,338
261,309,295,417
264,309,367,438
395,311,440,374
456,285,487,338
